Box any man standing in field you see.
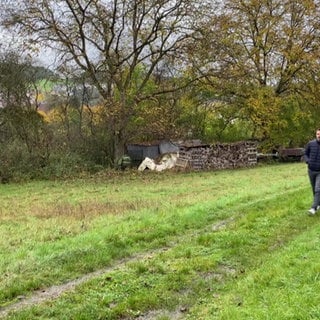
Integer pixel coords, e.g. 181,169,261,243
305,128,320,215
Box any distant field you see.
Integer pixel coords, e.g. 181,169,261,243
1,163,319,319
37,79,55,92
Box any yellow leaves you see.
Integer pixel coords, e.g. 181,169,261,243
247,87,280,120
37,110,49,123
36,92,45,103
44,105,107,125
244,86,282,139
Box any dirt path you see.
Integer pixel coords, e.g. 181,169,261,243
0,218,232,319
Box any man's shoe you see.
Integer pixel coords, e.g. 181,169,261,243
308,208,316,215
317,205,320,211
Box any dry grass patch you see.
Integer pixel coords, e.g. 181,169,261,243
30,199,155,220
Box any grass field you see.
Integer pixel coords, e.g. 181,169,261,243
0,162,319,319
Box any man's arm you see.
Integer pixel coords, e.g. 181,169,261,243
304,142,311,164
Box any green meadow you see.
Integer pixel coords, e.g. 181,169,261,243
0,163,319,319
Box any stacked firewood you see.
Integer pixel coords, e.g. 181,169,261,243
206,141,257,170
176,141,257,170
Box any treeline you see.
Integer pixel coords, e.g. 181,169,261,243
0,0,319,181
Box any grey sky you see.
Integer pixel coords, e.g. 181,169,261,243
0,27,57,68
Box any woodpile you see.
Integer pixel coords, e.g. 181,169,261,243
175,141,257,170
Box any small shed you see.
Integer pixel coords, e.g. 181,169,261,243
126,141,179,166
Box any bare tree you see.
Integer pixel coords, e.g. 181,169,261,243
1,0,202,162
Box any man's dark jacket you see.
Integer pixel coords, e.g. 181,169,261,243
305,139,320,171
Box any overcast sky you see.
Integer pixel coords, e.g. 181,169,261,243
0,27,58,68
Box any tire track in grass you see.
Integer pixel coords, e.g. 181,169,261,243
0,249,165,318
0,186,306,319
0,216,234,319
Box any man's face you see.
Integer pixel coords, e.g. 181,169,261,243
316,130,320,141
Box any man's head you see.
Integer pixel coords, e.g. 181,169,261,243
316,129,320,141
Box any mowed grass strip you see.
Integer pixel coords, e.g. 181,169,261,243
3,182,319,320
0,164,306,306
